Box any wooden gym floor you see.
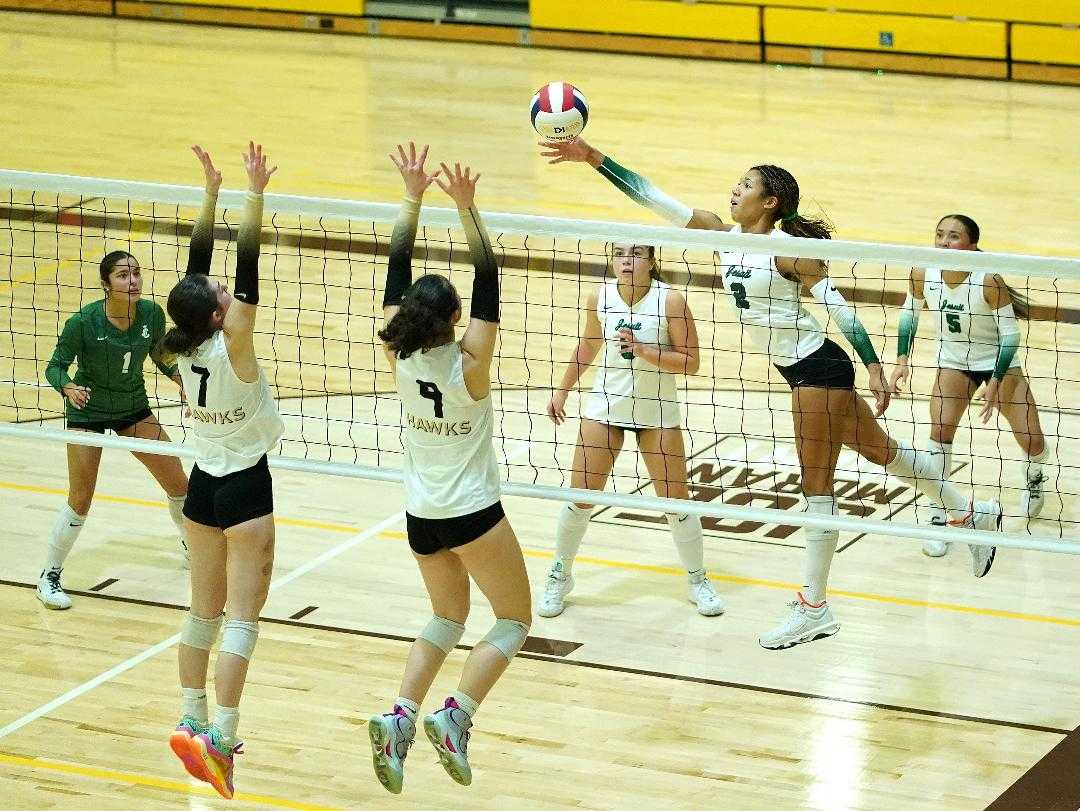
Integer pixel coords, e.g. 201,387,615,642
2,10,1080,810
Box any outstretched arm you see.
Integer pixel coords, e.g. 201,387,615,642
436,162,498,397
186,145,222,276
539,137,728,231
382,142,437,328
891,268,925,393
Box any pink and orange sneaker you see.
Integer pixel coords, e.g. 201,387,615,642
187,727,243,799
168,716,207,781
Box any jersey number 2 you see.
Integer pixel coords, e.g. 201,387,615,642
945,313,962,334
416,380,444,418
190,365,211,407
730,282,751,310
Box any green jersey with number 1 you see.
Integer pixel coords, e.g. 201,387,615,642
44,298,177,423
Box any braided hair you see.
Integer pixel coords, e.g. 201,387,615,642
751,165,833,240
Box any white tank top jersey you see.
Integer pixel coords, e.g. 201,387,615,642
718,224,825,367
584,278,682,429
395,341,501,519
177,330,284,477
923,268,1015,372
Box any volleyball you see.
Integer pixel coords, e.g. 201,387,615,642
530,82,589,142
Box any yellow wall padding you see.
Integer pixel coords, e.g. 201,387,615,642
1013,24,1080,66
765,8,1007,58
701,0,1079,26
531,0,759,42
163,0,363,13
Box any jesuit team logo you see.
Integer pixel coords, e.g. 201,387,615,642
141,324,150,338
593,435,946,549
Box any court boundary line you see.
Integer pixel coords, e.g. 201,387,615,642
0,577,1067,737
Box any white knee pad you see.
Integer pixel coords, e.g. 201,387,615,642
418,616,466,654
481,619,530,663
180,612,223,650
219,619,260,660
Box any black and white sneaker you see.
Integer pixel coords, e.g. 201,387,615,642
37,567,72,610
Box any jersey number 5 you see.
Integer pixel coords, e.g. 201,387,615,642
416,380,444,418
730,282,751,310
190,365,211,407
945,313,962,334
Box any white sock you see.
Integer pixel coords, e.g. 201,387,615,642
449,691,479,719
927,440,953,479
167,494,189,551
554,504,591,576
1023,446,1049,483
213,705,239,747
802,495,838,606
46,504,86,571
394,696,419,722
665,512,705,578
886,442,970,522
181,687,209,726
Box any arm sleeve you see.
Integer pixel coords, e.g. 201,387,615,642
596,156,694,227
458,204,499,323
186,190,219,276
383,196,420,308
897,293,923,358
810,278,881,366
149,305,178,377
232,191,263,305
993,302,1021,379
44,313,81,392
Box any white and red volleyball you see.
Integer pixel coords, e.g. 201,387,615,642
531,82,589,142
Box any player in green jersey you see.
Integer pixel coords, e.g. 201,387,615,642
37,152,220,609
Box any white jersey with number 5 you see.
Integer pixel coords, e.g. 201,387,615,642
177,330,284,477
395,341,501,519
718,224,825,367
923,268,1015,372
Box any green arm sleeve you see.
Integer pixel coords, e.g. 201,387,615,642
44,313,81,392
897,294,923,358
993,303,1021,380
810,278,881,366
596,156,694,226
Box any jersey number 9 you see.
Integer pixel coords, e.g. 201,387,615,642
416,380,444,418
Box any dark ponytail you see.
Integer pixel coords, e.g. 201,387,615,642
100,250,137,286
752,164,834,240
941,214,1031,320
377,273,460,359
161,273,219,356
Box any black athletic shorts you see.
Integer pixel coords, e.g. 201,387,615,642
184,455,274,530
68,406,153,435
957,369,994,387
406,501,506,556
775,338,856,390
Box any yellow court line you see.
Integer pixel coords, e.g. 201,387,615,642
4,479,1079,629
0,752,343,811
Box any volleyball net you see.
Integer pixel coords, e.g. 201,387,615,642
2,169,1079,553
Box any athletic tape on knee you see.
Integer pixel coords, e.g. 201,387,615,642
180,612,223,650
481,618,530,662
219,619,259,660
418,616,466,654
804,496,839,543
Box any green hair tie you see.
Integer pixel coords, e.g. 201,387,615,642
781,211,800,223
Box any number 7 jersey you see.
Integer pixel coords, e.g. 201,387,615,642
395,341,500,519
177,330,284,477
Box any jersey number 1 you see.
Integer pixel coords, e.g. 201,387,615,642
729,282,751,310
191,365,211,407
416,380,444,418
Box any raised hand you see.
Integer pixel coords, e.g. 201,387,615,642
242,141,277,194
538,137,600,167
191,145,222,194
62,382,91,410
435,162,480,210
389,142,438,201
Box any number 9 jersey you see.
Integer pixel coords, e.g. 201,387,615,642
395,341,501,519
177,330,284,477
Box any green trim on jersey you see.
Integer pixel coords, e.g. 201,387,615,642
897,307,919,357
45,298,176,423
994,331,1020,380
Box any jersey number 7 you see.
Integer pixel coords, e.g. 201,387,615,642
191,365,211,407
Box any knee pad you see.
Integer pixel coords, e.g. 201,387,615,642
219,619,260,660
804,495,839,544
180,612,222,650
418,616,466,654
481,618,530,663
